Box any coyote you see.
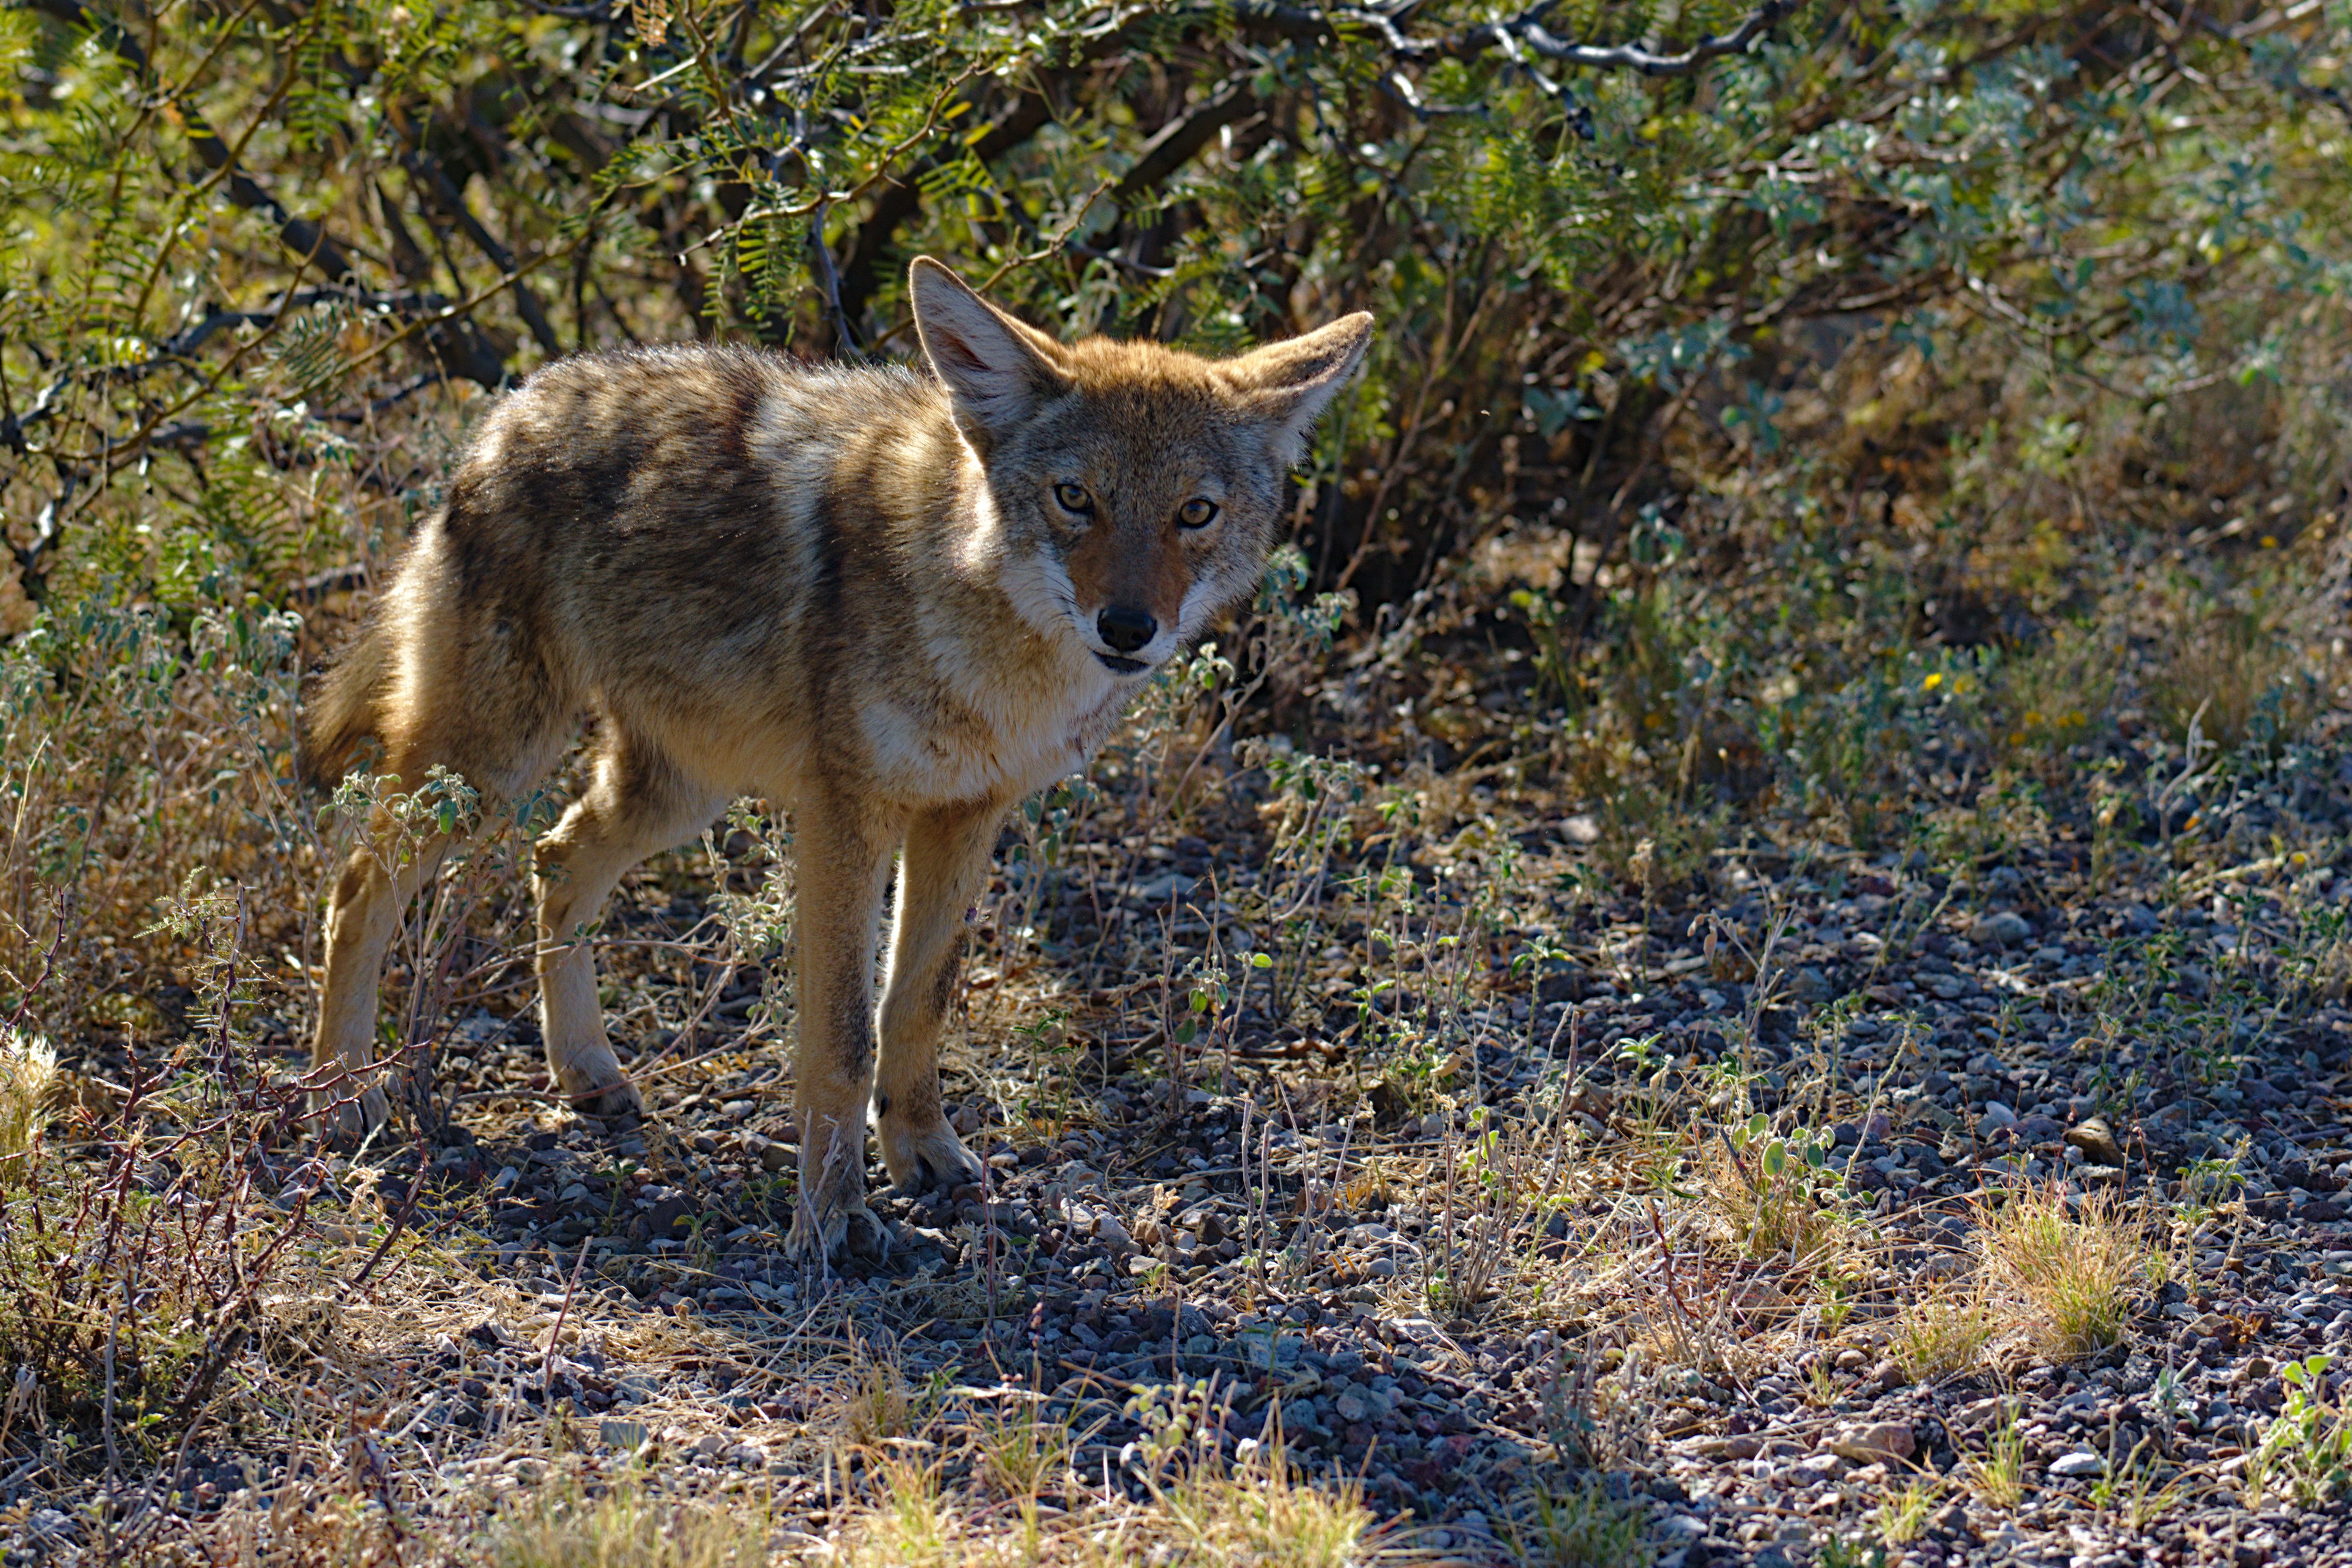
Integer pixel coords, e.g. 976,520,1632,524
299,259,1372,1260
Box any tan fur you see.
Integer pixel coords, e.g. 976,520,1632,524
301,259,1371,1261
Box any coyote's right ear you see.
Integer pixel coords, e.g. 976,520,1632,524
909,258,1069,443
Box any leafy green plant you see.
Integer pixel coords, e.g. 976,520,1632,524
1713,1110,1847,1260
2246,1354,2352,1508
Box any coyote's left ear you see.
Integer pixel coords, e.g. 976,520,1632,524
1226,312,1375,466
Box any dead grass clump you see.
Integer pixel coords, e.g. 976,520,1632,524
1889,1283,1999,1382
1991,622,2119,773
1964,1405,2030,1509
835,1430,1382,1567
1977,1185,2145,1360
1153,1437,1380,1567
969,1394,1076,1500
487,1479,769,1568
828,1336,920,1450
1504,1472,1649,1567
840,1456,970,1567
2147,605,2322,754
0,1024,56,1180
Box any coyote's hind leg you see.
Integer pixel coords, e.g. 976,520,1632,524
874,800,997,1197
534,733,723,1119
311,822,455,1142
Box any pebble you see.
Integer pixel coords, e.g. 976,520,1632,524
1970,910,2033,948
1826,1422,1915,1465
2066,1116,2125,1165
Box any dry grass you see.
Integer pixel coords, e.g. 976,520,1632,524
833,1430,1384,1568
1889,1282,1999,1383
2146,602,2324,755
1964,1406,2030,1509
0,1024,54,1180
1874,1476,1942,1546
1504,1473,1649,1568
486,1481,770,1568
1696,1116,1849,1263
1976,1185,2146,1361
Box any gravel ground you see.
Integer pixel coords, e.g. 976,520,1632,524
183,813,2346,1567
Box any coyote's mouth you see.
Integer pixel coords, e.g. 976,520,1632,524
1094,652,1149,675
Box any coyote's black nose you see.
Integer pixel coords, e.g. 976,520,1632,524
1097,605,1157,654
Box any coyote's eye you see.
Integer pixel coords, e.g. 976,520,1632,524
1177,498,1219,529
1053,483,1094,516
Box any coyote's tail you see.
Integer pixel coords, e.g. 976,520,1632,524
297,616,392,790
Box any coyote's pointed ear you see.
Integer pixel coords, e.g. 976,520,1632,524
1226,312,1375,466
909,258,1069,446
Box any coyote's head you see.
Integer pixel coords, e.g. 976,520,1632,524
909,258,1372,677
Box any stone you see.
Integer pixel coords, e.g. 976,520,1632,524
1827,1421,1916,1464
1971,911,2033,948
2065,1117,2125,1166
599,1420,648,1452
1978,1101,2019,1135
1694,1433,1764,1459
2049,1450,2103,1477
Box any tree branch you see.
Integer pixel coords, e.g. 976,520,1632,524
401,148,565,358
1113,74,1260,209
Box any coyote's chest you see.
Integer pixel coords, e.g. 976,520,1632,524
856,648,1127,806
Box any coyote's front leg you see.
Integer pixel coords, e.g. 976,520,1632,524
874,802,997,1196
785,791,899,1263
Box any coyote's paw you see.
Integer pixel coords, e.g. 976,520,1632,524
549,1044,643,1120
878,1111,983,1197
785,1184,891,1264
311,1082,391,1149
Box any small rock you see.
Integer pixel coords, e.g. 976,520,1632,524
1978,1101,2019,1135
1695,1433,1764,1460
1971,911,2033,948
599,1420,648,1452
745,1135,792,1173
2240,1077,2288,1110
2065,1117,2125,1166
1827,1421,1915,1465
1093,1213,1135,1250
2049,1450,2103,1477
